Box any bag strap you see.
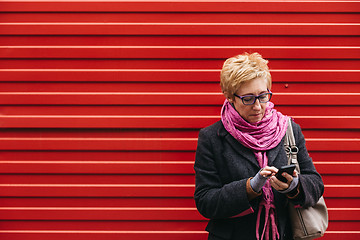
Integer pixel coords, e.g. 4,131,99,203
284,118,300,173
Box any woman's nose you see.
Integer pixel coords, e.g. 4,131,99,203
252,98,262,110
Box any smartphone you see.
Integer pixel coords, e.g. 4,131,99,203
275,164,296,183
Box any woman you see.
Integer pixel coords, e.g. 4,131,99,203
194,53,324,240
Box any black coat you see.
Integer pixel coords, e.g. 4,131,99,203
194,120,324,240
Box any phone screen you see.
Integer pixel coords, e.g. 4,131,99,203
275,164,296,183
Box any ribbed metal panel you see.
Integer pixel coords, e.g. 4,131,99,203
0,1,359,239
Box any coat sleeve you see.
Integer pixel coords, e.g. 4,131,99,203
194,127,255,219
291,121,325,208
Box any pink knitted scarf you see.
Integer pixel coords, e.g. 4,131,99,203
221,99,289,240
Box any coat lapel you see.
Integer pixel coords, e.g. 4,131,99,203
218,121,286,168
266,141,284,166
267,138,284,166
217,123,260,168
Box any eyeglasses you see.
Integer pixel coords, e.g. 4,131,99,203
233,90,272,105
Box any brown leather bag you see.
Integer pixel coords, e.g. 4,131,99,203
284,118,328,240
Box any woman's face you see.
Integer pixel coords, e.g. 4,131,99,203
231,78,269,123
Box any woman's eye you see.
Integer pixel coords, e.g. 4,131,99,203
243,96,254,102
259,95,267,100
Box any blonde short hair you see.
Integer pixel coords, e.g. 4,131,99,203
220,52,272,100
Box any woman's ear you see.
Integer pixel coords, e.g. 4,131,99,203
223,91,234,103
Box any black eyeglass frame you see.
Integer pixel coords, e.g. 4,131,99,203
233,89,273,105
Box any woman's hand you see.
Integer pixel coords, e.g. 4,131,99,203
259,166,278,178
250,166,277,193
270,169,298,191
250,166,278,193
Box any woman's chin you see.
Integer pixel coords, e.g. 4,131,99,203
247,114,264,123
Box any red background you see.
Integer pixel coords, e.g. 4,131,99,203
0,0,359,239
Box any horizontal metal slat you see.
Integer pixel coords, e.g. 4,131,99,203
1,46,359,59
1,138,360,151
0,69,218,82
0,115,359,129
0,92,224,105
274,93,360,106
319,232,360,240
0,184,357,198
324,175,360,185
325,185,360,198
0,207,204,221
271,70,360,83
1,69,358,83
0,106,358,118
327,208,360,221
0,138,358,151
22,158,360,171
0,173,356,186
0,161,195,174
0,217,357,230
0,231,359,240
0,138,197,151
2,36,359,47
314,162,360,175
0,199,357,216
325,199,360,209
0,207,357,221
0,196,357,209
0,129,197,138
0,82,357,95
306,139,360,151
292,116,360,129
0,197,198,208
1,13,359,24
0,23,358,36
0,82,220,93
311,152,360,162
0,184,195,197
1,59,358,69
0,115,219,129
0,1,358,13
0,150,195,162
0,231,208,240
0,161,359,174
2,151,358,164
0,174,195,185
0,92,359,105
0,220,208,230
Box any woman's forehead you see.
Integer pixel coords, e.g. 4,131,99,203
236,78,268,95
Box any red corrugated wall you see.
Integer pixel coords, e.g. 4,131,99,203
0,1,359,239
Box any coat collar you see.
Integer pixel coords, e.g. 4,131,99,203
217,121,284,168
